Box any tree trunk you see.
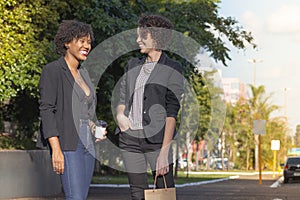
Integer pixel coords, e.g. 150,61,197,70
195,141,199,171
254,134,259,170
221,131,225,171
206,149,211,170
246,147,250,171
186,131,190,178
174,135,180,179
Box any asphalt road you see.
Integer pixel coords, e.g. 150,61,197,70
12,173,300,200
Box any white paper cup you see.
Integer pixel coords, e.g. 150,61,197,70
95,126,106,139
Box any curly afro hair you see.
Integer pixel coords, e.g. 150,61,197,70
138,14,173,50
54,20,94,56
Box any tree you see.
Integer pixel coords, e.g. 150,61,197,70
223,99,254,170
177,65,226,171
222,84,285,170
141,0,256,65
295,125,300,147
200,79,290,172
247,85,280,170
263,117,291,169
0,0,59,101
1,0,255,154
185,68,211,172
0,0,255,106
0,0,65,148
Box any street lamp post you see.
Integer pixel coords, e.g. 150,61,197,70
283,87,291,159
284,87,291,120
248,59,263,172
248,59,264,185
247,59,263,87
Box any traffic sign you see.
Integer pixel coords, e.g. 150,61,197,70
253,120,266,135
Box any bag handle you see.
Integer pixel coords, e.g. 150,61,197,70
153,175,167,190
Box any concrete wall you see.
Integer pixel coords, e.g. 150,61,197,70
0,150,62,199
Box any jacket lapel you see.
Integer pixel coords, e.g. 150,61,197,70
59,57,83,101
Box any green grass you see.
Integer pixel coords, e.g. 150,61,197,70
174,172,229,184
92,171,231,185
92,174,129,184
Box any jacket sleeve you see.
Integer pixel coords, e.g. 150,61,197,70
118,66,127,106
165,62,184,119
39,64,60,139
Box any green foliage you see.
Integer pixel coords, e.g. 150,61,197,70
189,70,211,139
0,0,255,101
263,117,291,169
225,100,254,170
0,135,36,150
1,90,39,149
0,0,255,153
0,0,52,101
147,0,255,65
91,170,230,184
0,0,61,149
295,125,300,147
222,85,290,170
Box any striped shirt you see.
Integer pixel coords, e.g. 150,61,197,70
128,61,157,130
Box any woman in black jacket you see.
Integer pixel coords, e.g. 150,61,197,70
38,20,99,200
116,14,184,200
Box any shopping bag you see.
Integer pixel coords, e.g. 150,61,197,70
144,175,176,200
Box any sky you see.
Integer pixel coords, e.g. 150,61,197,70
217,0,300,133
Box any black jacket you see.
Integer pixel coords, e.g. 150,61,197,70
116,52,184,143
37,56,96,151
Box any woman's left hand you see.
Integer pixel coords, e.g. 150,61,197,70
94,130,107,142
90,120,108,142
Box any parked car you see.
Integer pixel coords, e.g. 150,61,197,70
212,158,234,170
283,156,300,183
178,159,194,169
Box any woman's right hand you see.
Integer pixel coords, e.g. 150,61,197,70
48,136,64,174
52,149,64,174
116,113,131,132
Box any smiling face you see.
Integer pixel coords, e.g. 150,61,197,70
136,27,156,54
65,35,92,62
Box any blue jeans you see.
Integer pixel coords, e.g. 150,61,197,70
60,120,95,200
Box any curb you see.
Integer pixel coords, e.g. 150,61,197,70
90,175,240,188
270,176,283,188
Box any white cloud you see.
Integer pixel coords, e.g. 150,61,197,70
241,11,262,32
293,34,300,42
266,5,300,34
219,0,300,131
240,10,264,44
260,67,282,79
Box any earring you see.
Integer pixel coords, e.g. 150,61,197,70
65,46,69,49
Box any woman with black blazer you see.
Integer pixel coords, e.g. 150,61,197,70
116,14,184,200
38,20,99,200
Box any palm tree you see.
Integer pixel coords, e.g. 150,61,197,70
223,84,288,170
229,99,254,170
248,84,279,170
295,125,300,147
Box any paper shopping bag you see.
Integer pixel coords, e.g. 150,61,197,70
144,175,176,200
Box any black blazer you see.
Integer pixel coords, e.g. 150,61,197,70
117,52,184,143
37,56,96,151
